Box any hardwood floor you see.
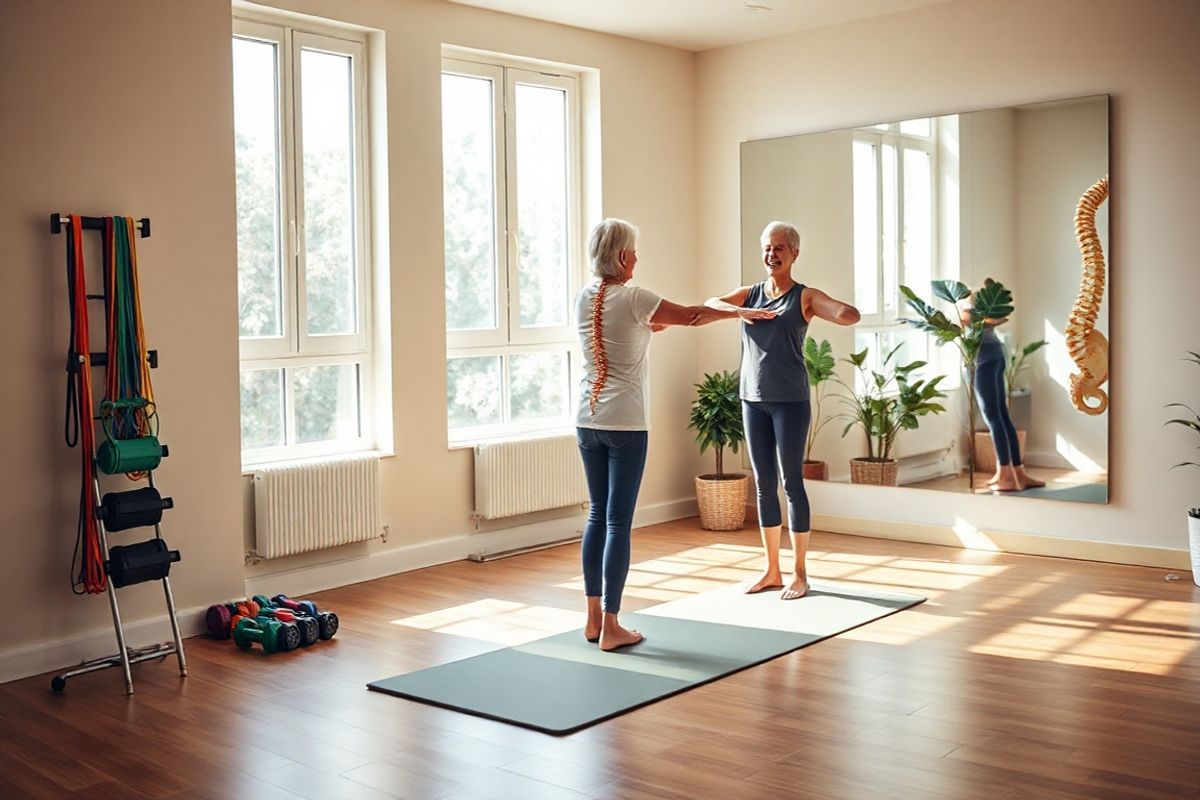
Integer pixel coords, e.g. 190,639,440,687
2,520,1198,799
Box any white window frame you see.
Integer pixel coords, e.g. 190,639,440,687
234,16,374,465
442,52,583,446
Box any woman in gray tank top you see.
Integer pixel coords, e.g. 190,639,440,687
706,222,860,600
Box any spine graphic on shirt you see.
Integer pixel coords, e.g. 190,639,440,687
588,281,614,414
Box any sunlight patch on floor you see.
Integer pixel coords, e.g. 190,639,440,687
390,599,583,646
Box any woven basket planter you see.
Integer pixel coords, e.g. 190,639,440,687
849,457,898,486
695,473,749,531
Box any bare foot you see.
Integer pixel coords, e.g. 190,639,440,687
584,624,600,643
987,473,1003,486
781,576,810,600
1019,476,1046,489
992,480,1021,492
745,571,784,594
599,624,644,651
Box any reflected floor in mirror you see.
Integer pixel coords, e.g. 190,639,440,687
905,466,1108,504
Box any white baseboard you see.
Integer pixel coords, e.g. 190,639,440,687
810,512,1191,570
243,496,698,599
0,604,208,686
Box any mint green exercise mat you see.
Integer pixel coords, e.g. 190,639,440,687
367,581,924,734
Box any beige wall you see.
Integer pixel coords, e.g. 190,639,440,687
695,0,1200,551
0,0,700,675
0,1,246,670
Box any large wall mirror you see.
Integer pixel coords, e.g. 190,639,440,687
741,94,1109,503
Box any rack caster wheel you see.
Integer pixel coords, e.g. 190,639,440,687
51,676,66,692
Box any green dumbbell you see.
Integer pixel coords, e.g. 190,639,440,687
252,595,319,647
232,617,289,654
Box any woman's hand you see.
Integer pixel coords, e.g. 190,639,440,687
649,322,668,333
737,307,778,324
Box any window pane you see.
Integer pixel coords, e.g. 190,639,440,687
852,141,878,316
900,118,931,137
442,74,498,332
293,363,361,444
515,84,569,328
882,144,898,317
904,148,933,307
447,356,501,428
240,368,285,449
301,49,357,336
233,37,283,339
509,351,566,422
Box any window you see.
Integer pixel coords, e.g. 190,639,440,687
233,17,373,464
852,118,947,388
441,55,580,443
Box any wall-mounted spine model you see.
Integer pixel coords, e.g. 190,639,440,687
1066,176,1110,415
53,212,186,694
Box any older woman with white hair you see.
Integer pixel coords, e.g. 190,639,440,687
706,221,860,600
577,217,776,651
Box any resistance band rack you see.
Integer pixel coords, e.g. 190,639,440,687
51,212,187,694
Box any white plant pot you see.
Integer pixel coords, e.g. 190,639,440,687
1189,514,1200,588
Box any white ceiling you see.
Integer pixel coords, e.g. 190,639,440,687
443,0,957,52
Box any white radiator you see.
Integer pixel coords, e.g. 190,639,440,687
253,454,380,559
473,436,589,520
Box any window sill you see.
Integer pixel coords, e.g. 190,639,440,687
240,448,395,477
448,427,575,451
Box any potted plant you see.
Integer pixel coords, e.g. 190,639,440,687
1165,350,1200,587
803,338,836,480
689,370,749,531
835,345,948,486
900,278,1014,489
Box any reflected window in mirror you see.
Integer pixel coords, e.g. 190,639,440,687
853,117,959,389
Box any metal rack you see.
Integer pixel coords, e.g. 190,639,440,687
51,212,187,694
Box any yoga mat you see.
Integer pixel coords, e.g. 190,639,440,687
368,580,924,734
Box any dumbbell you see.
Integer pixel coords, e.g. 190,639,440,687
252,596,320,647
205,599,258,640
272,594,339,641
232,617,300,654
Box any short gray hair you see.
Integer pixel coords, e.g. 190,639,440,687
761,221,800,251
588,218,639,280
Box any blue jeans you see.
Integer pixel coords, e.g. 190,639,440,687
743,400,811,532
975,357,1022,467
576,427,649,613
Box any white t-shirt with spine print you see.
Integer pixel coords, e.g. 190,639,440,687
574,281,663,430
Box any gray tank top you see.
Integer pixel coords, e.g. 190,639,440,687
739,282,810,402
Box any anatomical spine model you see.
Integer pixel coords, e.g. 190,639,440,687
1066,176,1109,415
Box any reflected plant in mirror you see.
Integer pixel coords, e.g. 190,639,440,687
834,345,947,486
740,93,1109,503
901,278,1013,490
1006,339,1048,400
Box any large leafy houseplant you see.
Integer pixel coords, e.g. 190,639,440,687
803,338,836,475
688,370,744,479
835,345,947,482
688,370,748,530
900,278,1014,488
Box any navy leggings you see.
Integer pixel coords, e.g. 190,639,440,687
743,400,811,532
975,357,1022,467
576,428,649,613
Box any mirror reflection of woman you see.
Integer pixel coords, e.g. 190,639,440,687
706,221,860,600
959,283,1045,492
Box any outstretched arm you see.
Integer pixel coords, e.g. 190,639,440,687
704,286,753,312
803,288,860,325
651,297,776,328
